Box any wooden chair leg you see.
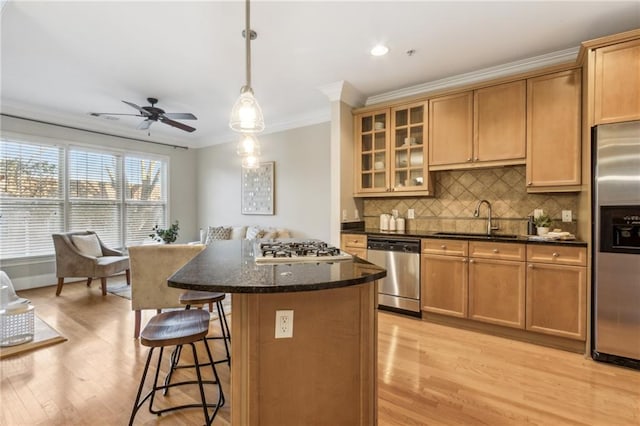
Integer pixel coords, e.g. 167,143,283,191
126,269,131,285
101,277,107,296
87,277,93,287
134,310,141,338
55,277,65,296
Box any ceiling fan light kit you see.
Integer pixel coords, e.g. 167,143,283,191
230,0,265,169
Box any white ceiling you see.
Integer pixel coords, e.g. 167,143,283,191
1,1,639,149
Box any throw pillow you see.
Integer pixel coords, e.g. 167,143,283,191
205,226,232,244
276,228,291,239
230,226,247,240
71,234,103,257
262,228,278,240
245,226,265,240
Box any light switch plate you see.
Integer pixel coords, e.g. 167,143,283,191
407,209,415,219
562,210,572,222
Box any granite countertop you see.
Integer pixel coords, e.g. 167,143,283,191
168,239,387,294
343,228,588,247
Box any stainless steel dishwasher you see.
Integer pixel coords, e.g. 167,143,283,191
367,236,421,316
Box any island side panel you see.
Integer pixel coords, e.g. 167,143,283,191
231,283,378,426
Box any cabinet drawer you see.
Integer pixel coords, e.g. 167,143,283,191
469,241,525,261
422,239,468,256
341,234,367,249
526,245,586,266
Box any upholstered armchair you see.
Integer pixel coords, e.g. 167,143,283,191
128,244,205,338
52,231,130,296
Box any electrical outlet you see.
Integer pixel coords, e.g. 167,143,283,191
407,209,415,219
391,209,398,217
342,209,347,221
534,209,544,218
562,210,572,222
275,310,294,339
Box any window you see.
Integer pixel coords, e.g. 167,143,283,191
124,156,167,244
68,148,122,248
0,138,168,260
0,141,64,259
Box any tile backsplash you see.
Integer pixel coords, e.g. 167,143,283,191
363,166,579,236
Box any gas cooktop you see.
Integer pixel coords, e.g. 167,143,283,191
255,240,353,264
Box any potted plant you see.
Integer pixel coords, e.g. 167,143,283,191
533,214,552,235
150,221,180,244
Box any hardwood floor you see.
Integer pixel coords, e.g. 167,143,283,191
2,278,639,425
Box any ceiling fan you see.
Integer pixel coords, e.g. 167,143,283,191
90,97,197,133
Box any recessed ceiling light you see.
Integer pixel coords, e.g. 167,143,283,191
370,44,389,57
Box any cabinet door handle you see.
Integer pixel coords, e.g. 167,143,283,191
528,264,534,268
467,157,472,162
462,258,468,263
440,245,446,249
527,181,532,186
493,248,499,253
474,157,479,161
469,259,475,263
552,252,560,257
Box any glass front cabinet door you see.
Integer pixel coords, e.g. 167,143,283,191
391,102,429,193
355,109,390,193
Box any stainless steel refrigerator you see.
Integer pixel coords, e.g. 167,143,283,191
592,120,640,369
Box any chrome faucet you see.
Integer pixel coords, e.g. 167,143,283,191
473,199,498,235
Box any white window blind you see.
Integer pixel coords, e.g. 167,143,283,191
0,140,64,258
68,148,122,248
0,138,169,261
124,156,167,245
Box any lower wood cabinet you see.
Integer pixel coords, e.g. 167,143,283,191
421,239,586,342
341,233,367,259
421,253,468,317
468,257,526,329
525,245,587,340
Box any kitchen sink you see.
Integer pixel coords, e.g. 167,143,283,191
433,232,520,240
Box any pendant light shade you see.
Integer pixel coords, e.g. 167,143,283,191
230,87,264,133
237,133,261,156
242,153,260,169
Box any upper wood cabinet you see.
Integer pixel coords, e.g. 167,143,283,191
429,81,526,170
354,103,432,197
526,69,582,191
354,109,390,194
474,80,527,163
428,92,473,166
594,38,640,125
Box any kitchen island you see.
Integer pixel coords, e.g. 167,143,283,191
168,239,386,426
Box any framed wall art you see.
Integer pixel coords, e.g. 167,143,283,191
241,161,274,215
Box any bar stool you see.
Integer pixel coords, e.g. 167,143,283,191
163,291,231,392
180,291,232,364
129,310,224,426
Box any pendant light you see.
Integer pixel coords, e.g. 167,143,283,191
229,0,264,134
236,133,261,157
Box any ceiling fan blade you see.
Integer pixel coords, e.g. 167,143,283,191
137,119,153,130
159,116,196,133
90,112,142,117
122,100,150,116
163,112,197,120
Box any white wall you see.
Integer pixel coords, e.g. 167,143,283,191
196,122,332,241
0,115,199,289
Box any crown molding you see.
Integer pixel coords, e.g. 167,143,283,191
366,46,580,106
319,80,366,107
